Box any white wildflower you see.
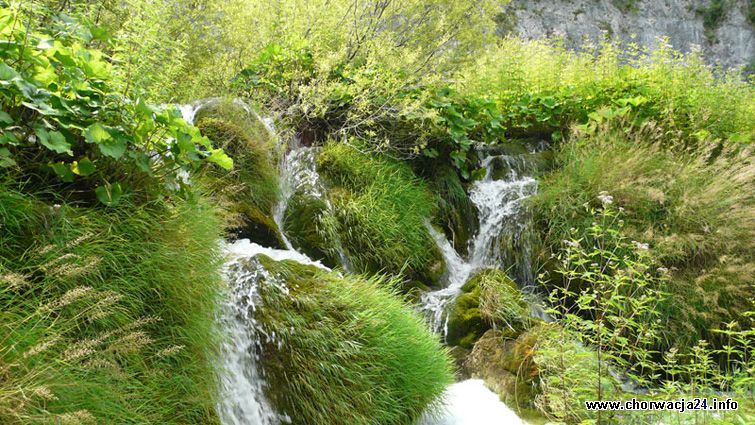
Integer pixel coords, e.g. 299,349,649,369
597,191,614,205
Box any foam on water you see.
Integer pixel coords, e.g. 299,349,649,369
421,380,528,425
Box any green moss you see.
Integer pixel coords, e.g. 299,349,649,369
447,269,530,348
197,115,284,248
446,279,485,348
250,256,453,425
0,183,223,424
317,143,445,286
423,163,478,256
282,190,339,267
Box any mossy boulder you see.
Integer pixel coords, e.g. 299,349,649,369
196,115,284,248
317,143,446,287
282,190,339,267
446,269,529,348
463,329,537,408
446,280,486,348
247,255,453,425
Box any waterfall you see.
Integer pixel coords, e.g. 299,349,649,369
420,150,539,336
217,240,329,425
272,138,352,270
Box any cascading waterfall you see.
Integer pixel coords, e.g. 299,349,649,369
272,137,352,270
182,99,533,424
420,150,539,337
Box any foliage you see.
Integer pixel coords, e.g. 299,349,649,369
538,200,754,424
534,123,754,352
0,3,230,206
0,182,224,424
251,255,454,425
317,142,444,284
459,37,754,145
195,104,282,246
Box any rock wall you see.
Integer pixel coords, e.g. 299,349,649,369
498,0,754,70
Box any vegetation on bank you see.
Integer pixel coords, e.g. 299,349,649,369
2,0,754,424
250,256,454,425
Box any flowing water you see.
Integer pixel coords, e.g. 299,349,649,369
182,99,535,424
420,150,539,337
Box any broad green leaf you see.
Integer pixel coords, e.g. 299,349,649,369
98,137,127,159
0,147,14,168
0,62,19,83
71,157,95,176
0,110,12,125
95,182,123,206
207,149,233,170
50,162,75,182
84,122,111,144
36,128,72,154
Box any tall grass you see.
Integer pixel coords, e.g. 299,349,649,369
533,122,754,350
0,181,223,424
252,255,454,425
317,142,444,284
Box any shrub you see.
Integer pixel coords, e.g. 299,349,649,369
0,5,230,206
247,255,453,425
534,123,754,351
317,142,445,285
0,182,223,424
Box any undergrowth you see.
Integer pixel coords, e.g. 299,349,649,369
0,182,223,424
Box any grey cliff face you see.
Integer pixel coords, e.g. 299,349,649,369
499,0,754,70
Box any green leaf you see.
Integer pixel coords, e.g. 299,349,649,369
36,128,72,154
50,162,75,182
207,149,233,170
83,122,111,144
71,157,95,176
0,147,15,168
98,137,127,159
95,182,123,206
0,110,12,125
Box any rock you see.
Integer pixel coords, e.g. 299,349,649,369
282,190,339,267
446,269,530,348
464,330,537,409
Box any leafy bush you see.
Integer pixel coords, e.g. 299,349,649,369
534,123,754,351
0,183,223,424
250,255,454,425
317,142,445,284
0,5,230,206
459,37,754,145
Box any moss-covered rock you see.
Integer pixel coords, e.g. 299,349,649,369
282,190,340,267
446,269,529,348
446,282,486,348
248,255,453,425
463,330,537,408
196,115,284,248
317,143,446,287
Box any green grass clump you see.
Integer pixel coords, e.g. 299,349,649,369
532,123,754,351
196,105,283,247
317,143,445,285
250,255,453,425
0,182,223,424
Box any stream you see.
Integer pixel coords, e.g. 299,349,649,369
181,101,538,424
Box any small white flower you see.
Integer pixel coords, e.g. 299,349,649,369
597,191,614,205
563,240,579,248
632,240,649,250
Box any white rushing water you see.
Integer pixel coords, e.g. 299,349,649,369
216,240,330,425
420,152,538,336
420,380,528,425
